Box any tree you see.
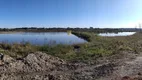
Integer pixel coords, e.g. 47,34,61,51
90,27,93,29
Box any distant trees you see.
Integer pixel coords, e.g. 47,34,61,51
0,27,139,33
90,27,93,29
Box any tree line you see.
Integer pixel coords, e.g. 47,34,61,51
0,27,139,33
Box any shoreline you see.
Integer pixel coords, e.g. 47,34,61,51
0,31,24,34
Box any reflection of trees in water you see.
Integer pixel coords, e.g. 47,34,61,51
0,31,86,45
21,32,66,36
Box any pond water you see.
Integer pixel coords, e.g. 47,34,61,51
99,32,136,37
0,32,87,45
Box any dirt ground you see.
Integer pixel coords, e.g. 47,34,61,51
0,51,142,80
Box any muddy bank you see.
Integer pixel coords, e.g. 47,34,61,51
0,51,142,80
0,52,117,80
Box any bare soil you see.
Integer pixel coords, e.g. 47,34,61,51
0,51,142,80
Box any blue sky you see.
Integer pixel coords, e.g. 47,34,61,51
0,0,142,28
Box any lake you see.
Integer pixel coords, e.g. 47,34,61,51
0,32,87,45
99,32,136,37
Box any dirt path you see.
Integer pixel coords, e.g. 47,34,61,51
99,52,142,80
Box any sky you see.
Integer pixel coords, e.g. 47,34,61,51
0,0,142,28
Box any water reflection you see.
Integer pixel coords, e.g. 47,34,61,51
99,32,136,37
0,32,87,45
